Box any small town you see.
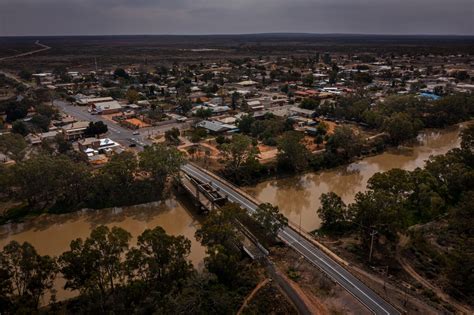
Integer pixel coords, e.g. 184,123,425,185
1,52,472,169
0,2,473,315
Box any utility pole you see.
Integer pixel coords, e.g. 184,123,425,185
299,212,302,241
369,229,377,263
382,265,389,291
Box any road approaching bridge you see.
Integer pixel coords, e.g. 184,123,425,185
181,163,400,315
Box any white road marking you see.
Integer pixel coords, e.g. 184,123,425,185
181,164,398,315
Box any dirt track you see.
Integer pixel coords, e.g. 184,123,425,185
0,40,51,62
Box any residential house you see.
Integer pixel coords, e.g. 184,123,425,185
62,121,90,140
289,106,316,118
196,120,236,134
78,137,121,159
92,101,122,114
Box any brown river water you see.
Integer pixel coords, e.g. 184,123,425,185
0,123,467,302
244,124,466,232
0,199,206,302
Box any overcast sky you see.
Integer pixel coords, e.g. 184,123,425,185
0,0,473,36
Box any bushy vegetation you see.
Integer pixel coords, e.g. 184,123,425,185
0,92,59,135
0,203,264,314
317,124,474,304
0,145,183,222
315,93,474,144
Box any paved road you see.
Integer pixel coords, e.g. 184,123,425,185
54,100,145,146
0,40,51,62
181,163,400,315
54,100,192,148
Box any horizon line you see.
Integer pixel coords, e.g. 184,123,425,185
1,32,474,38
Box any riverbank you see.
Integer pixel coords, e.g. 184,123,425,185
0,198,206,302
0,123,468,306
243,123,467,232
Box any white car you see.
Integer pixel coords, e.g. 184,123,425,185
132,131,140,135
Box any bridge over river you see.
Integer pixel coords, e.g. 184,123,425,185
181,163,400,315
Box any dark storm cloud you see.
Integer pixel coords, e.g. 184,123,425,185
0,0,472,36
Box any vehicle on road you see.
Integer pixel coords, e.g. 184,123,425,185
132,131,140,135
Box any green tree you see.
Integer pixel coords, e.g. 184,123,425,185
31,114,50,132
325,125,364,161
348,190,407,255
165,127,180,145
59,226,132,308
189,127,207,143
11,155,89,209
461,123,474,152
196,203,245,251
300,98,319,110
4,101,29,122
303,74,314,86
204,244,241,286
126,88,140,104
126,227,193,292
196,203,248,285
446,246,474,301
55,133,72,154
317,192,348,230
221,134,259,170
277,131,310,172
384,112,423,144
237,114,255,135
19,69,32,81
85,121,108,137
177,98,193,113
11,120,29,136
195,108,213,119
0,241,57,312
94,152,139,206
253,203,288,240
35,104,58,119
139,144,183,187
0,133,27,161
114,68,129,79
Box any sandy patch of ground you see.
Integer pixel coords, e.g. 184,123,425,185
318,119,337,135
124,118,151,128
257,144,278,162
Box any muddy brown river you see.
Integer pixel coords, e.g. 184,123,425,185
0,199,206,302
0,123,467,303
244,124,466,232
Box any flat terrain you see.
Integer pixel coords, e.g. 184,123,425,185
1,34,473,71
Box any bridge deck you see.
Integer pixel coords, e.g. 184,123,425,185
180,174,215,212
181,163,400,315
180,171,268,260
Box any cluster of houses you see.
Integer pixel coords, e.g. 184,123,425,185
2,49,472,167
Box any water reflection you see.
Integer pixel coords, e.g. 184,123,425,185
245,126,463,232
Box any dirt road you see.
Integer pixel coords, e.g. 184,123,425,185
0,40,51,62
